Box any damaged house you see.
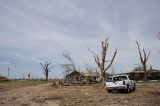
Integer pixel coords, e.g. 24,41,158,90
65,71,83,84
125,67,160,82
65,71,101,84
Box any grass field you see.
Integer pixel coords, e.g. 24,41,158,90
0,81,160,106
0,80,46,90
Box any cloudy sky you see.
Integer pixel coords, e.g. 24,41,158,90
0,0,160,79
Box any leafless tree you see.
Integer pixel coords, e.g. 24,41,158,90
40,62,52,81
28,72,31,80
136,41,150,82
89,38,117,86
61,53,76,76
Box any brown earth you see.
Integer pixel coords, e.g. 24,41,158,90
0,82,160,106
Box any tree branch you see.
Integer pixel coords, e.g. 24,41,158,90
136,41,144,64
105,49,117,71
146,51,150,61
88,48,97,56
155,32,160,40
40,63,45,69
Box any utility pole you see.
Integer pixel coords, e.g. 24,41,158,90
8,67,10,79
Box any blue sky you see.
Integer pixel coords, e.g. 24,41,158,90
0,0,160,79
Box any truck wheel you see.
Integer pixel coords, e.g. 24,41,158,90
107,90,112,93
126,85,130,93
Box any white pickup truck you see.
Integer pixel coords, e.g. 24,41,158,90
105,75,136,93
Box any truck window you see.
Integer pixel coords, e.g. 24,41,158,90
113,76,127,81
106,76,113,82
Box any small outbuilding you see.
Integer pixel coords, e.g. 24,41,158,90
65,71,84,84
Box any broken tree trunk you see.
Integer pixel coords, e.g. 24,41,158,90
89,38,117,86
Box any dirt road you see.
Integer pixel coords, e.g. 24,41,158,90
0,83,160,106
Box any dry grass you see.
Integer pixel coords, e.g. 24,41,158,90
0,80,45,90
44,83,160,106
0,82,160,106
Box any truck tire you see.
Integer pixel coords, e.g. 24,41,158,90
107,90,112,93
126,84,130,93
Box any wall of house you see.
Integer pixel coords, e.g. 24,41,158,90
66,72,83,83
129,72,160,81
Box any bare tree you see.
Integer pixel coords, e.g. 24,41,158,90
89,38,117,85
136,41,150,82
40,62,52,81
61,53,76,76
28,72,31,80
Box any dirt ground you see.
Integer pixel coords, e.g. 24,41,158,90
0,82,160,106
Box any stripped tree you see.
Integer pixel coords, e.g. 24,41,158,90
28,72,31,80
89,38,117,86
40,62,52,81
61,53,77,76
136,41,150,82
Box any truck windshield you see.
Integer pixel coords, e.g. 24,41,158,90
113,76,127,81
106,76,113,82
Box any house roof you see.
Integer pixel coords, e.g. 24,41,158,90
81,72,100,77
120,67,160,74
0,75,8,80
128,69,160,74
65,71,111,77
65,71,81,77
147,69,160,73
